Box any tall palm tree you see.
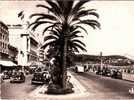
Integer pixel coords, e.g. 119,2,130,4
42,27,87,85
29,0,100,90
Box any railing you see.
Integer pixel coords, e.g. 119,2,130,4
122,72,134,82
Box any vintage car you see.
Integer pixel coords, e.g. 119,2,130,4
111,69,122,79
2,70,10,79
31,71,50,84
10,71,25,83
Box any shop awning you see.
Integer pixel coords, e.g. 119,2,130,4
0,60,17,66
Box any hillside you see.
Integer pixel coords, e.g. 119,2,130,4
73,54,134,66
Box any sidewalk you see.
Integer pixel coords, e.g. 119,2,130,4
29,71,90,100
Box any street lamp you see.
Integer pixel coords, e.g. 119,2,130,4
100,52,103,70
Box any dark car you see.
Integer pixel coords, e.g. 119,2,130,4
10,71,25,83
96,69,103,75
111,69,122,79
105,69,112,77
31,71,50,84
102,68,111,77
3,70,10,80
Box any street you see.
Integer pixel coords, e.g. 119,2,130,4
71,71,134,99
1,74,39,99
1,71,134,100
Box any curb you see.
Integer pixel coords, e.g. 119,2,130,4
68,71,88,94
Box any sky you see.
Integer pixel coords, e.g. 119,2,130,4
0,0,134,58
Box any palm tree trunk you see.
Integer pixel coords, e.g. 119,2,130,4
62,38,67,89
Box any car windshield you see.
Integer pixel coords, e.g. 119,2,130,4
43,71,48,74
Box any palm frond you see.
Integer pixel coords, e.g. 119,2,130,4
36,4,52,12
42,22,61,35
29,21,53,31
30,13,57,21
41,40,56,49
44,35,58,42
67,40,79,53
67,30,81,37
73,25,88,34
76,9,99,18
71,0,90,15
45,0,62,16
72,42,87,52
71,39,86,47
68,43,79,53
77,19,101,29
48,30,60,37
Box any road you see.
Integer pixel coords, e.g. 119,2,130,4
1,71,134,100
71,71,134,99
1,74,39,99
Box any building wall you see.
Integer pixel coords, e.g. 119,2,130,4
8,44,18,64
39,48,44,62
8,24,39,66
8,24,25,65
27,36,38,63
0,21,9,60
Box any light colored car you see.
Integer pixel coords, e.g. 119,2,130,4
75,65,85,73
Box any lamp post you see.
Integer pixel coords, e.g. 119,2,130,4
100,52,103,70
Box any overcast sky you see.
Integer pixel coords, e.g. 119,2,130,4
0,0,134,57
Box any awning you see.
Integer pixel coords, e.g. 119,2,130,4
0,60,17,66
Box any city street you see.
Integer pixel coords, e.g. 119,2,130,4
1,74,39,99
71,71,134,99
1,71,134,100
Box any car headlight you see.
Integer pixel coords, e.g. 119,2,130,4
43,74,46,77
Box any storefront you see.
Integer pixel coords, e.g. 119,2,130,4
0,60,17,72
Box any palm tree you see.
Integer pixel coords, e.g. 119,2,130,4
28,0,100,93
42,27,87,85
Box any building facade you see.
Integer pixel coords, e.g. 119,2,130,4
8,44,18,64
8,24,39,66
39,48,44,63
27,36,38,63
0,21,9,60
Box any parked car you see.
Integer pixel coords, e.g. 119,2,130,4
31,71,50,84
3,70,10,80
105,69,112,77
101,68,111,77
96,69,103,75
42,71,51,82
111,69,122,79
10,71,25,83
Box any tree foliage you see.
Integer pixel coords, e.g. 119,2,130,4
29,0,100,90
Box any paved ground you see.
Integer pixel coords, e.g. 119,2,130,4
28,72,90,100
1,71,134,100
28,71,134,100
1,72,89,100
1,75,38,99
72,71,134,100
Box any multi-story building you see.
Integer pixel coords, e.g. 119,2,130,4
8,24,39,66
0,21,18,71
0,21,9,60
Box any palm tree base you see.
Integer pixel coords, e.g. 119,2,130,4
46,81,74,94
